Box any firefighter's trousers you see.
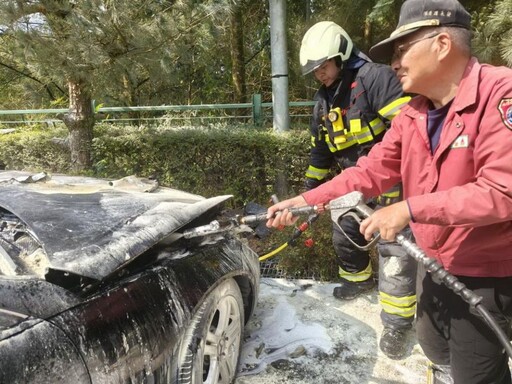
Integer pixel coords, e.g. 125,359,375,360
332,214,417,330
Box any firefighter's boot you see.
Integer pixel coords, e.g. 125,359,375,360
379,327,409,359
332,277,375,300
333,262,375,300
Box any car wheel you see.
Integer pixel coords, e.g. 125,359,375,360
178,278,244,384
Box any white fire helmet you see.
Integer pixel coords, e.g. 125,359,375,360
299,21,353,75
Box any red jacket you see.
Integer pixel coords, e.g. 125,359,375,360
303,58,512,277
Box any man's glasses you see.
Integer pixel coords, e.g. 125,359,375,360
392,32,441,61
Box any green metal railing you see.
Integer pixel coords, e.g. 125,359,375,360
0,94,315,128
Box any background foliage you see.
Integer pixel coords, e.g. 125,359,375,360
0,0,510,112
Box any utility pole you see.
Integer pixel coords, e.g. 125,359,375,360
269,0,289,132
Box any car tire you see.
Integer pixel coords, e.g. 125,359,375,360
177,278,244,384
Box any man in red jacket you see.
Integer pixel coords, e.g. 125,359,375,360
266,0,512,382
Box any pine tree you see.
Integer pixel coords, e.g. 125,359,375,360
0,0,233,170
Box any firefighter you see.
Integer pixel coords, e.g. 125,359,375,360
299,21,416,359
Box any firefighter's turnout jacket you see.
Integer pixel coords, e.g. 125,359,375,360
305,61,409,190
305,60,415,329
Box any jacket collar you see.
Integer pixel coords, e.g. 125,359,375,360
452,56,480,113
314,79,341,102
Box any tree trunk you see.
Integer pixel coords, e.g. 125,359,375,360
229,1,247,103
60,79,95,172
274,168,289,199
121,73,142,124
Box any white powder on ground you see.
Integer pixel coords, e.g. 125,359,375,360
235,278,428,384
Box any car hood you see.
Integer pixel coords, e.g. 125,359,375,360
0,171,232,281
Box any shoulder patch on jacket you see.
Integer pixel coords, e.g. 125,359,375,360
498,98,512,130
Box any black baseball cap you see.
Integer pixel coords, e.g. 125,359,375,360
369,0,471,61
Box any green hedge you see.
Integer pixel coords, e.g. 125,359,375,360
0,123,339,280
0,126,71,172
91,124,311,207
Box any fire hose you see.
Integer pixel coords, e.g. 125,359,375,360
182,191,512,359
257,212,320,262
242,194,322,261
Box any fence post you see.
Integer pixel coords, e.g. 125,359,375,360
252,94,262,126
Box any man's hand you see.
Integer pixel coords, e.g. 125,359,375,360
360,201,411,241
266,195,308,228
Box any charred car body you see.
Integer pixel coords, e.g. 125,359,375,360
0,171,259,384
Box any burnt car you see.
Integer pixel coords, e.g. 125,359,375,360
0,171,259,384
